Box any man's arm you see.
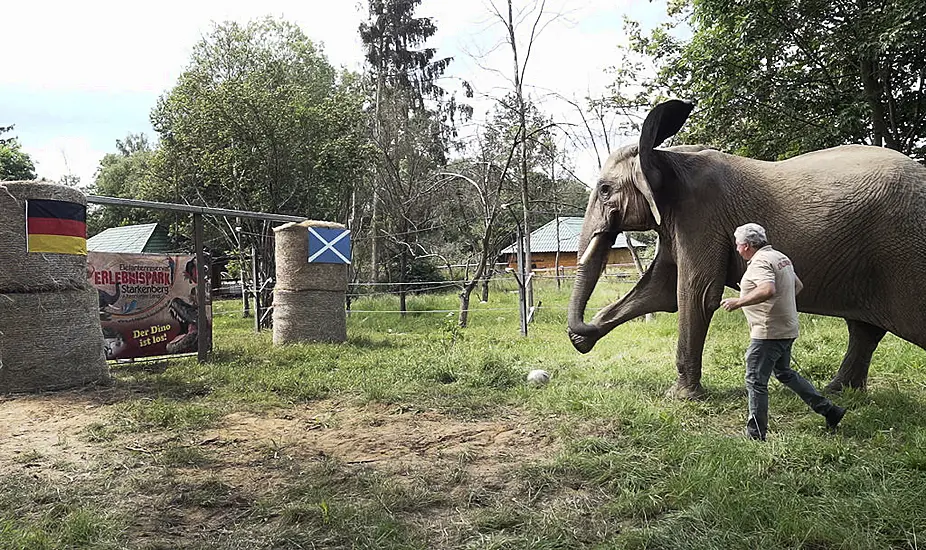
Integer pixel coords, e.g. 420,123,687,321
795,275,803,295
720,282,776,311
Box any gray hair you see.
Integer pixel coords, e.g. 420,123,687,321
734,223,768,248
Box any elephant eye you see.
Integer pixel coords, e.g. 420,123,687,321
598,184,612,197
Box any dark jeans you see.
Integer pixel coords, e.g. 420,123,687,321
745,338,834,438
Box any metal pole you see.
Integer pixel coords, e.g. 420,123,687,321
502,203,528,337
516,224,528,337
554,215,562,290
193,214,210,362
236,222,250,318
86,195,306,223
252,245,261,333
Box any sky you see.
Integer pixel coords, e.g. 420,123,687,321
1,0,669,189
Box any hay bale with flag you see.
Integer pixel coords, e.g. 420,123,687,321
0,181,90,293
273,220,349,344
0,180,109,393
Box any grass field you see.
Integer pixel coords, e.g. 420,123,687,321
2,276,925,549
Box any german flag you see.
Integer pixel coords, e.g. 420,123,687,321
26,199,88,255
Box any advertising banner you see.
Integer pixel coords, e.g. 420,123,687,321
88,252,212,360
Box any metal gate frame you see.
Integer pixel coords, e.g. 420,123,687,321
86,195,306,362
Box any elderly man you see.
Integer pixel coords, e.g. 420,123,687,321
720,223,846,441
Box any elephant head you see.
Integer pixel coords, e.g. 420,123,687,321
568,100,695,353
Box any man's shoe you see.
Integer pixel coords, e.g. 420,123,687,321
826,405,846,431
745,424,766,441
745,417,766,441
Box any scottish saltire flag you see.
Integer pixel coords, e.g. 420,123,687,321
307,227,351,264
25,199,88,255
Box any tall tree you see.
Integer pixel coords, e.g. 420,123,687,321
432,99,587,326
486,0,563,306
620,0,926,161
435,129,520,327
0,125,37,181
151,17,370,280
359,0,467,312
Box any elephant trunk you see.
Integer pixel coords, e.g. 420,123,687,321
567,234,607,353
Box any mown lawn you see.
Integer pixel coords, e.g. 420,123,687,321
2,275,925,549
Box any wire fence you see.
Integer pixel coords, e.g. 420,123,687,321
219,263,642,319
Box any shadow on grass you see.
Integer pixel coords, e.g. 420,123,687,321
108,359,170,375
701,384,748,403
207,348,246,363
834,386,926,439
345,334,399,349
0,372,212,411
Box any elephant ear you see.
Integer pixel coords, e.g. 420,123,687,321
636,99,696,225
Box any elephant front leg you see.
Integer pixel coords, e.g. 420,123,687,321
576,258,679,352
592,268,678,329
667,278,724,399
825,319,885,392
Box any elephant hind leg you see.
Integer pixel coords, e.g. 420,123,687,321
825,319,886,393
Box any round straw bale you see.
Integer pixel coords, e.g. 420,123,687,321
0,180,89,293
272,288,346,345
0,287,110,394
274,220,348,292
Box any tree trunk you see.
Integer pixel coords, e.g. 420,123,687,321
459,286,472,327
237,220,250,318
553,159,561,291
370,31,385,284
624,232,645,275
371,193,379,282
458,224,495,327
507,0,533,307
399,288,407,316
240,256,250,318
623,231,652,322
399,249,407,316
860,53,898,150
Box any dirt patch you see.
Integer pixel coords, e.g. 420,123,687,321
204,401,558,482
0,391,559,489
0,393,108,474
0,391,563,547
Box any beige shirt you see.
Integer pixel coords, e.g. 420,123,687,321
740,245,800,339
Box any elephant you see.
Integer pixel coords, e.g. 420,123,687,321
567,99,926,399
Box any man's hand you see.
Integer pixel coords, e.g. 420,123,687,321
720,297,741,311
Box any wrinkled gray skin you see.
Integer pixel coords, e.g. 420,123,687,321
567,99,926,399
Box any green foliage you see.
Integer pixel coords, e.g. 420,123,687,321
86,133,162,236
150,17,370,258
359,0,470,287
618,0,926,160
359,0,453,107
0,125,37,181
425,97,588,286
483,93,554,182
354,256,448,298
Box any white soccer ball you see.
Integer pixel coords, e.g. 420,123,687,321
526,369,550,387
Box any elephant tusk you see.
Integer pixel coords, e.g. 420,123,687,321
578,235,599,266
